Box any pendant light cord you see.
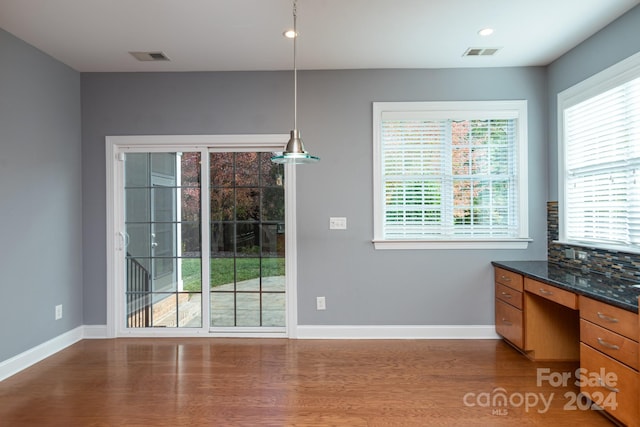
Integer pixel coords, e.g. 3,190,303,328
271,0,319,163
293,0,298,131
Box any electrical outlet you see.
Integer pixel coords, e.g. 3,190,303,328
55,304,63,320
329,217,347,230
316,296,326,310
577,251,588,260
565,248,575,259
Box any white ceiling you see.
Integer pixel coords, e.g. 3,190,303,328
0,0,638,72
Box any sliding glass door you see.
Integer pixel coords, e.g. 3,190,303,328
124,152,202,328
111,138,290,335
209,152,285,328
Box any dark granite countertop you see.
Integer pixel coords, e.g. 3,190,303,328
491,260,640,313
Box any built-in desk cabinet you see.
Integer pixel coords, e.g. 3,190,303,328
579,296,638,427
523,277,580,361
494,268,524,349
494,268,579,360
493,266,640,427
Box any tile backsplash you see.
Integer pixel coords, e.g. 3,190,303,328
547,201,640,283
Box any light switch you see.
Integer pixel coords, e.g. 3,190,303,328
329,217,347,230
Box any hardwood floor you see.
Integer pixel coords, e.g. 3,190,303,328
0,338,616,426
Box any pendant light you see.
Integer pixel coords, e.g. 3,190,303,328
271,0,320,164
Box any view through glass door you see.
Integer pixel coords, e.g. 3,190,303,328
209,152,285,328
124,152,202,328
122,149,286,331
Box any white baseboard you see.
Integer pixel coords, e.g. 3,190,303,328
82,325,109,339
296,325,501,339
78,324,499,339
0,326,84,382
0,325,110,382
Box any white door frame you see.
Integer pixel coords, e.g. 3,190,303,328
105,134,298,338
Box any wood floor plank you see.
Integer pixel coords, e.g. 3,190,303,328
0,338,615,426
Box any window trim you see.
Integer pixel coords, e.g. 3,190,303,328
372,100,530,250
557,51,640,254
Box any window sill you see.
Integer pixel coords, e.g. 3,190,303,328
372,239,532,250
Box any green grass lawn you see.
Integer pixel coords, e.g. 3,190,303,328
181,257,284,291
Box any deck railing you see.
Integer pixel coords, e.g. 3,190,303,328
126,254,151,327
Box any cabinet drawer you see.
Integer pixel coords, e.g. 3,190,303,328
579,295,638,341
524,278,578,310
495,299,523,349
580,343,638,427
494,267,523,292
580,319,638,370
495,282,523,310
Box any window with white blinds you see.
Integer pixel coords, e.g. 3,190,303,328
373,101,529,249
560,55,640,252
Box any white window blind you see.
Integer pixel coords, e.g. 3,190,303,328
373,101,528,249
563,75,640,249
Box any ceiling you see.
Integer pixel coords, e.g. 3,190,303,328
0,0,638,72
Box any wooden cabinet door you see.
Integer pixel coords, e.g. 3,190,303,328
580,319,638,370
524,278,578,309
580,296,639,341
494,267,523,291
495,283,523,310
495,299,523,349
580,343,638,427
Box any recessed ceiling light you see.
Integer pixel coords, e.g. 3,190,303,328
478,28,494,36
283,29,297,38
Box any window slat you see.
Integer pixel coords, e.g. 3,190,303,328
380,117,519,239
563,75,640,248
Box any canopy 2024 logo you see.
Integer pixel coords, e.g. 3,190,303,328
462,367,617,415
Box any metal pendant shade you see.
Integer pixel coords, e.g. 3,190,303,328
271,0,319,164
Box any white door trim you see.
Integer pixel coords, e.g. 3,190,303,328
105,134,296,338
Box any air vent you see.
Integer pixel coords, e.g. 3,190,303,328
129,51,170,62
463,47,500,57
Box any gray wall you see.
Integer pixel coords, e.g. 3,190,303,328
81,67,548,326
0,29,82,361
291,68,548,325
547,5,640,200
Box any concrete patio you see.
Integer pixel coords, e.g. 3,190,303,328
151,276,286,328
